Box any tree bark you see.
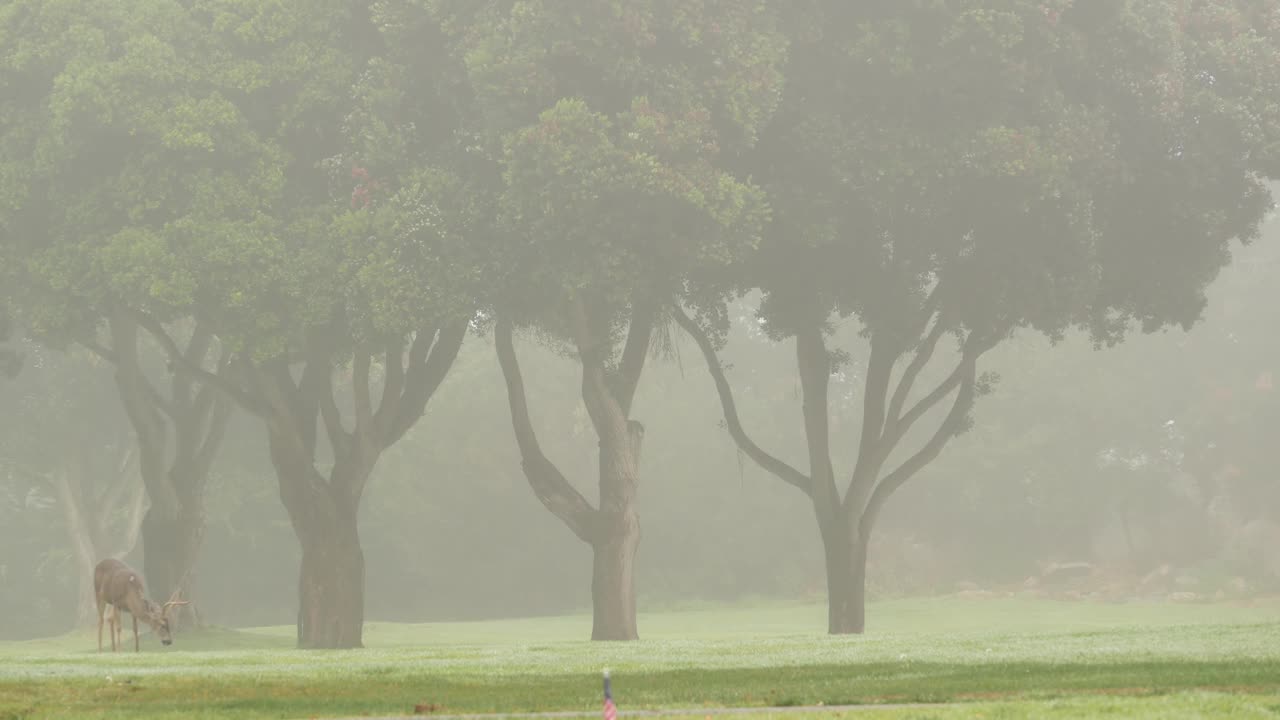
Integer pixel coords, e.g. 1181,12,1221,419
495,301,651,642
818,511,868,634
296,498,365,650
591,514,640,641
591,420,643,641
269,432,369,649
138,503,204,625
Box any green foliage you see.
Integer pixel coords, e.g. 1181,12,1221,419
753,0,1280,343
430,0,786,330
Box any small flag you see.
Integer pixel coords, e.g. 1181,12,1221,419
603,669,617,720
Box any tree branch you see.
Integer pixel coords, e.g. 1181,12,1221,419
887,354,966,445
614,298,655,417
846,335,895,506
130,309,268,417
796,324,838,506
885,311,948,432
495,317,597,542
171,323,214,415
316,365,349,456
247,359,315,466
279,356,321,460
571,297,631,448
352,348,374,441
374,339,406,437
192,387,231,487
672,306,812,495
860,354,978,539
104,314,180,423
74,333,118,365
383,320,467,446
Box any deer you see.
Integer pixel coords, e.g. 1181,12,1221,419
93,558,188,652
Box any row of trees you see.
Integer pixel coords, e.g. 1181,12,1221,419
3,1,1279,647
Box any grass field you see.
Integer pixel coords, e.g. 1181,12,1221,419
2,598,1278,719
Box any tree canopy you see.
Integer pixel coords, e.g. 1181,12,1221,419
678,0,1280,633
2,0,1278,642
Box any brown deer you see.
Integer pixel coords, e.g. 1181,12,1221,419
93,558,188,652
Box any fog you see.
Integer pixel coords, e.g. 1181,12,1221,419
2,2,1278,647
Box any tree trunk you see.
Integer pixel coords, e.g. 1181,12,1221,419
270,432,367,649
296,511,365,649
590,418,643,641
139,504,204,627
590,510,640,640
817,510,869,635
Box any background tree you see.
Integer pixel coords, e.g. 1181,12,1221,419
0,342,148,624
427,0,786,639
0,0,252,622
678,0,1280,634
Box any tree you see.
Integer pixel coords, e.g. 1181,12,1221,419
677,0,1280,633
428,0,787,639
0,0,247,621
0,342,147,625
132,1,481,648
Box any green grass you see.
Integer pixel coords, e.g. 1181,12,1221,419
2,598,1278,719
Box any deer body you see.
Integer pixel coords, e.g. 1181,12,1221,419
93,558,185,652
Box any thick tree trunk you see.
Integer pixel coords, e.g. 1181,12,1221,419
139,504,204,626
820,519,868,635
270,432,368,649
296,510,365,649
590,509,640,641
590,415,643,641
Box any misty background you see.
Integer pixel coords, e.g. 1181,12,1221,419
2,198,1275,640
3,1,1280,648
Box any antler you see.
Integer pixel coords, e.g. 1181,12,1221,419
161,589,190,616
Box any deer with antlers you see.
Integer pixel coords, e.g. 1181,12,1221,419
93,558,188,652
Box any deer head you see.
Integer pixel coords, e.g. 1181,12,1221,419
148,590,189,646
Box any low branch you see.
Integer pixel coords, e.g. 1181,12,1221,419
130,309,268,417
495,317,597,542
672,306,812,495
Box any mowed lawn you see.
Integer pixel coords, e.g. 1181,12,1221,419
1,598,1278,719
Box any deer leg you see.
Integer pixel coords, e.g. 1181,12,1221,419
132,613,139,652
97,609,104,652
